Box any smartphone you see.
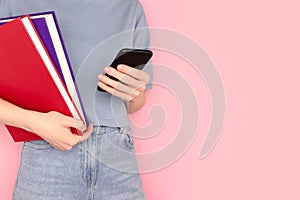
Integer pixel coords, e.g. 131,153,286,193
97,48,153,92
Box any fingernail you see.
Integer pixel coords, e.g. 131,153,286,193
75,120,85,131
134,90,140,97
129,96,134,101
104,67,110,72
117,65,123,70
98,74,102,80
139,86,146,91
81,126,87,132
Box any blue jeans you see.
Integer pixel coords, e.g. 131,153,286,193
13,126,146,200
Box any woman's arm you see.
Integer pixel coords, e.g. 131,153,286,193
0,98,93,150
0,98,33,131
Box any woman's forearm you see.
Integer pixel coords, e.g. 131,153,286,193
0,97,93,150
0,98,35,131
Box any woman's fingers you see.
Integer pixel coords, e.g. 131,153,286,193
47,111,86,132
78,122,94,142
97,65,150,101
38,111,93,151
53,123,93,151
66,117,86,132
98,74,140,96
98,81,136,102
104,66,146,89
117,64,150,82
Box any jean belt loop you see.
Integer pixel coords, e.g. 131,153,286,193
93,126,100,134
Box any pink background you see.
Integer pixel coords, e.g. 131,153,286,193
1,0,300,199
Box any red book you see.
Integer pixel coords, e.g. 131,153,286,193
0,16,82,142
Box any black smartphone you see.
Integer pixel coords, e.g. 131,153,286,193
97,48,153,92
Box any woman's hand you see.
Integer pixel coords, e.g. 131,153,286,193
27,111,93,151
97,64,150,102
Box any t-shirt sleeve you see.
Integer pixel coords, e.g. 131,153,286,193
133,1,153,89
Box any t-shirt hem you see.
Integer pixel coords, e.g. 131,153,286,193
93,118,130,127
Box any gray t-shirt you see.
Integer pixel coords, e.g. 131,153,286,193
0,0,152,127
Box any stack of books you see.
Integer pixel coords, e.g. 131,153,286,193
0,11,86,142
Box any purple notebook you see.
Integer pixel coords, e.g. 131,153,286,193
0,11,87,123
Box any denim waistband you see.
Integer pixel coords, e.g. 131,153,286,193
93,125,131,135
93,126,119,134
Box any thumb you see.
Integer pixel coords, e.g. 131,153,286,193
64,116,86,132
78,122,94,142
